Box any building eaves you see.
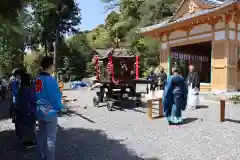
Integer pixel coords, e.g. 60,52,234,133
139,0,237,34
172,0,223,22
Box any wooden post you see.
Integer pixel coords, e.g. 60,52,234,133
159,98,163,117
220,99,225,122
147,100,153,119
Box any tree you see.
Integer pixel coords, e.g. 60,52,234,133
0,20,25,74
28,0,81,55
0,0,22,33
67,32,91,56
0,0,31,72
55,32,93,79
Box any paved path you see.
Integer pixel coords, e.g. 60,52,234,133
1,89,240,160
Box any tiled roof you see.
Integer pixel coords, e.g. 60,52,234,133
139,0,237,33
94,48,133,58
93,49,109,57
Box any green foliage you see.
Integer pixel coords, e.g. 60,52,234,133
85,61,95,77
0,0,24,33
105,11,120,30
67,33,91,55
0,26,25,74
229,95,240,104
86,26,113,49
56,32,93,79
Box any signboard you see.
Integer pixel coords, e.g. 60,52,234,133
171,52,209,62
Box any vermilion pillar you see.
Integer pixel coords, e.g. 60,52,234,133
109,56,115,82
136,56,139,80
95,56,100,80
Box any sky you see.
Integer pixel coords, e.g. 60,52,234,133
77,0,110,31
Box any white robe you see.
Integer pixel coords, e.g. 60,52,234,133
187,83,199,107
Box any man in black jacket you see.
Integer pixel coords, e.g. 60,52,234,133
186,65,200,109
157,67,167,90
146,70,157,93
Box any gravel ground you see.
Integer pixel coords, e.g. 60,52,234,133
1,86,240,160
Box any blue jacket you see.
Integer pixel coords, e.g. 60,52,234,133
10,77,20,104
147,73,157,82
35,72,63,121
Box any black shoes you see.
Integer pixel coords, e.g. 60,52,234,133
23,141,36,148
168,121,182,126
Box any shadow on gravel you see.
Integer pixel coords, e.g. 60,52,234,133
182,118,199,125
224,118,240,124
56,126,159,160
196,105,209,109
0,126,158,160
0,100,11,121
59,108,95,123
0,129,36,160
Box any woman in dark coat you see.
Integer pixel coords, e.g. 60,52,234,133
15,73,36,147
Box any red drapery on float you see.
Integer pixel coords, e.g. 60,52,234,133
109,56,115,82
95,56,100,80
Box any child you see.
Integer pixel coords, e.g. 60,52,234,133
15,73,36,147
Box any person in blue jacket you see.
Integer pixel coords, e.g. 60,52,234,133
10,68,21,123
162,65,187,125
35,56,63,160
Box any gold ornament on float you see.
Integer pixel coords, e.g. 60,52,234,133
188,1,198,14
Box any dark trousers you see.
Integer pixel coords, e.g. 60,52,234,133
150,83,158,91
1,87,6,100
146,83,157,93
15,112,36,142
158,83,165,90
10,102,16,123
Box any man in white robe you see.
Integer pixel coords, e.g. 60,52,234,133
187,65,200,109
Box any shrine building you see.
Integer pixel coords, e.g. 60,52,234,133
140,0,240,91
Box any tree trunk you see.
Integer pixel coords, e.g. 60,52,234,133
53,25,60,80
44,40,48,56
